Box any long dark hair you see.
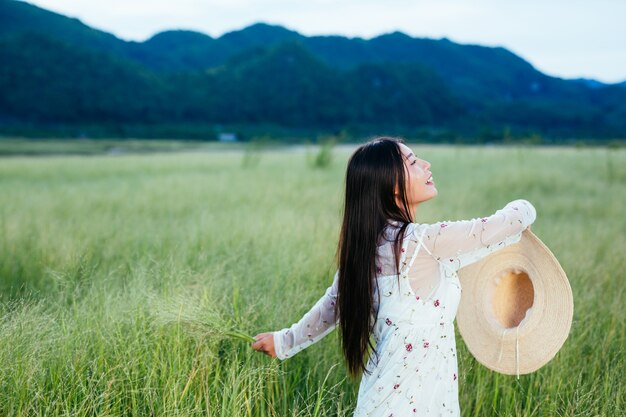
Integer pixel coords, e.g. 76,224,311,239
333,136,415,380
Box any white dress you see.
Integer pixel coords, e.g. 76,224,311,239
273,199,537,416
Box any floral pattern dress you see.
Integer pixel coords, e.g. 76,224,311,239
272,199,537,416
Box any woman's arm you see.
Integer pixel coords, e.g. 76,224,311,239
271,269,339,360
420,199,536,270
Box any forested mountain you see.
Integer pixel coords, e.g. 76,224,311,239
1,0,624,140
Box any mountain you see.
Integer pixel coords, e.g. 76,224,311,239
0,2,562,103
570,78,609,89
0,0,128,55
0,31,169,125
215,40,463,126
1,0,625,139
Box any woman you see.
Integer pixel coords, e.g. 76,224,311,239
251,136,536,416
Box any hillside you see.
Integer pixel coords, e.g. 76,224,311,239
1,0,624,140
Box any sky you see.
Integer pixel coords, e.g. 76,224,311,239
23,0,626,84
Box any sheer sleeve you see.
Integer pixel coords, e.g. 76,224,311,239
420,199,537,271
272,269,339,360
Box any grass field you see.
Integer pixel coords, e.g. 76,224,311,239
0,142,624,416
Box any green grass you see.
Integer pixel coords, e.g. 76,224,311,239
0,143,624,416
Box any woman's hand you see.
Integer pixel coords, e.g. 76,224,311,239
251,332,277,358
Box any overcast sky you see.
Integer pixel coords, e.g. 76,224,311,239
24,0,626,83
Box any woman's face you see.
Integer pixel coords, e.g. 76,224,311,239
395,143,437,208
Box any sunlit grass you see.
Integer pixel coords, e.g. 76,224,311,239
0,143,623,416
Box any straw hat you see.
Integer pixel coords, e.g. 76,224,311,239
456,228,573,377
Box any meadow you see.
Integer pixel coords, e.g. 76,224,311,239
0,141,624,416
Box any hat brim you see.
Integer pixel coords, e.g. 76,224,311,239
456,229,573,375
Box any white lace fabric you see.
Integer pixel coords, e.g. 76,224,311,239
272,199,537,363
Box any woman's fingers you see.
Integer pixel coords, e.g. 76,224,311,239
252,333,271,346
251,332,273,352
250,332,277,358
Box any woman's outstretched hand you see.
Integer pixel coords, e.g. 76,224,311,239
251,332,277,358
